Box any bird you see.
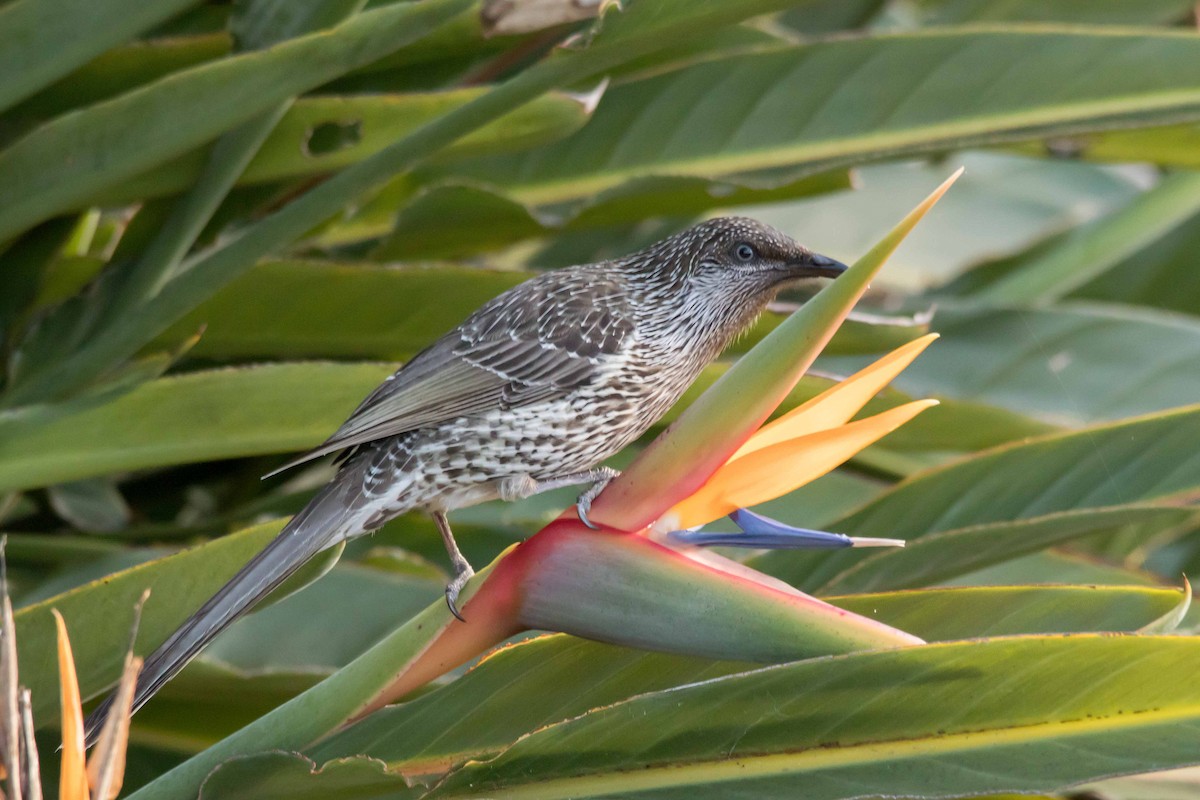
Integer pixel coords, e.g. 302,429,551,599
83,216,846,742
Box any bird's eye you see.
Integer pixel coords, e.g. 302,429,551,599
734,243,755,262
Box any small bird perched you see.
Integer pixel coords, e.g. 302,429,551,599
84,216,845,740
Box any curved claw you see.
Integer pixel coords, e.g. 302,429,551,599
576,468,618,530
445,588,467,623
444,566,474,623
577,500,599,530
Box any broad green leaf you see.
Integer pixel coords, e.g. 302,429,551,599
153,262,546,361
0,363,391,492
0,0,199,114
976,172,1200,304
824,302,1200,426
0,34,231,136
763,405,1200,591
446,29,1200,205
809,505,1195,594
0,0,477,243
132,661,327,753
947,550,1167,588
1073,199,1200,317
203,564,439,673
430,636,1200,799
94,92,592,205
313,585,1183,773
834,585,1186,639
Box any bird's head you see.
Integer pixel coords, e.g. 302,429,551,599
627,216,847,345
685,215,846,287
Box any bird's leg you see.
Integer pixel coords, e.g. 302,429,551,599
433,511,474,622
497,467,620,529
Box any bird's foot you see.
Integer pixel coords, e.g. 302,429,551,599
433,510,475,622
444,560,475,622
576,467,619,530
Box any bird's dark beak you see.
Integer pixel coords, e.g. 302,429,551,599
789,252,849,279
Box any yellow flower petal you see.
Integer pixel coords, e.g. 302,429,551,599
668,400,938,530
734,333,938,459
53,609,89,800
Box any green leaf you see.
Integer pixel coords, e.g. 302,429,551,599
0,0,477,243
1072,195,1200,317
763,405,1200,591
133,661,327,753
824,301,1200,426
312,585,1183,772
834,584,1187,639
0,0,200,114
202,563,438,673
0,363,391,492
429,636,1200,799
0,33,231,135
446,29,1200,205
94,92,593,205
808,505,1196,594
975,172,1200,304
947,550,1167,588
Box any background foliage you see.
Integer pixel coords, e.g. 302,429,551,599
3,0,1200,797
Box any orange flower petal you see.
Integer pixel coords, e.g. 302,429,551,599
665,400,938,531
53,609,89,800
735,333,938,459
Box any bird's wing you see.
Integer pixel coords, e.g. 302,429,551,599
266,269,634,475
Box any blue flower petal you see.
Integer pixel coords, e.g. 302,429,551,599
669,508,854,549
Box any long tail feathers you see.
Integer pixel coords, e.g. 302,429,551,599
83,482,359,746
